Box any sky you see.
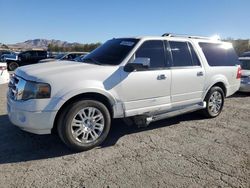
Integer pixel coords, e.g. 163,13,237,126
0,0,249,44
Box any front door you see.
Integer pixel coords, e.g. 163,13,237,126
119,40,172,116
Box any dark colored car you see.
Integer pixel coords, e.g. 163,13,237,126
241,51,250,57
39,52,88,63
6,50,48,71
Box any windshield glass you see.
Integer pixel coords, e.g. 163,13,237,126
81,38,139,65
240,60,250,70
55,53,65,59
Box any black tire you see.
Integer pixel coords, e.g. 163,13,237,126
8,61,19,71
57,100,111,151
202,86,225,118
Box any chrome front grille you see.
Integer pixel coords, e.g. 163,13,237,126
8,75,26,100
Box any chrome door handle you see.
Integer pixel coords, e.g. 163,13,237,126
197,71,204,76
157,74,166,80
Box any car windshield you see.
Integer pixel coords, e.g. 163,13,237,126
81,38,139,65
55,53,65,59
74,55,86,62
240,60,250,70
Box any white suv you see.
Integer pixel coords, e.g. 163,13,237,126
7,34,241,151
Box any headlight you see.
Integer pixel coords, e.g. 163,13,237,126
17,81,51,100
9,75,51,101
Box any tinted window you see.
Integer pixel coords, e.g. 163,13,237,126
20,51,31,58
37,51,46,56
188,43,201,66
169,41,193,67
30,51,37,57
240,60,250,70
82,38,139,65
199,42,239,66
135,40,165,68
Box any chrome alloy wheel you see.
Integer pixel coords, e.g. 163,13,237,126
208,91,222,115
71,107,105,143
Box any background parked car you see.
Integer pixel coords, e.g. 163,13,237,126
0,62,10,84
39,52,88,63
73,53,89,62
6,50,48,71
239,56,250,92
241,51,250,57
0,50,15,60
1,52,18,62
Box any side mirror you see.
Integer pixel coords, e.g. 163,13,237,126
124,57,150,72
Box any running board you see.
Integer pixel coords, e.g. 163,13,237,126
146,102,206,124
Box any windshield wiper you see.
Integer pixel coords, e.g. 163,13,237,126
82,57,102,65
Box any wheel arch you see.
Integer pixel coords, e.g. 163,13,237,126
52,92,118,133
203,81,227,100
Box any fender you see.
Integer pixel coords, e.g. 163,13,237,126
51,80,124,118
202,74,228,100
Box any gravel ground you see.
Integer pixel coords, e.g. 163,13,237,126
0,83,249,188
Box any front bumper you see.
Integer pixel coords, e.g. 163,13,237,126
7,96,58,135
239,82,250,92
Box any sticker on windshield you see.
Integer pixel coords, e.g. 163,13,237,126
120,41,135,46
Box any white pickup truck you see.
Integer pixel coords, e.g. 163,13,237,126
7,34,241,151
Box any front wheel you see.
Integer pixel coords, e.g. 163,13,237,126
202,86,224,118
57,100,111,151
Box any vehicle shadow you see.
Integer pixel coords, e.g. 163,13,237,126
0,112,205,164
0,114,73,164
100,112,205,148
229,91,250,98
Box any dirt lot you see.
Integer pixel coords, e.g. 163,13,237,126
0,83,249,188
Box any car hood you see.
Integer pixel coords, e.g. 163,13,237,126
39,58,57,63
15,61,119,83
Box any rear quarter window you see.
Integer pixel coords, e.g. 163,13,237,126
199,42,239,66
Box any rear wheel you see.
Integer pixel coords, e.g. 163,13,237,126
57,100,111,151
202,86,224,118
8,62,19,71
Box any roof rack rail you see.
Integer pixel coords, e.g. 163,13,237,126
161,33,220,40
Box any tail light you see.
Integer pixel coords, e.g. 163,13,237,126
236,66,242,79
0,66,7,71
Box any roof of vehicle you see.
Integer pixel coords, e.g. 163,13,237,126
117,33,227,44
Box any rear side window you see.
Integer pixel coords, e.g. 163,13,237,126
136,40,166,68
199,42,239,66
169,41,193,67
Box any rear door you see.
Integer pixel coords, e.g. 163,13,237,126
168,41,205,107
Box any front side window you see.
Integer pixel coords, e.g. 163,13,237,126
169,41,193,67
82,38,139,65
135,40,166,68
199,42,239,66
